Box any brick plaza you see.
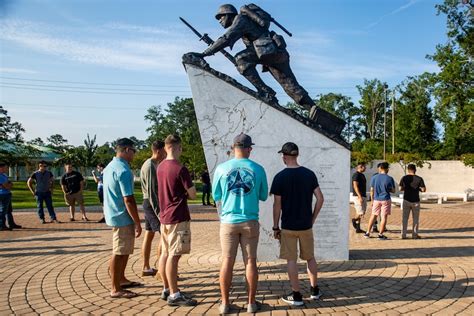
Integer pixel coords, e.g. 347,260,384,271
0,203,472,315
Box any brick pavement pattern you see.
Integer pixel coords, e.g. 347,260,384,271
0,203,473,315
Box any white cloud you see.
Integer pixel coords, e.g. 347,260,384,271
366,0,420,29
0,67,38,74
0,19,201,73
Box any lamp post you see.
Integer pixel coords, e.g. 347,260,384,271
391,91,395,155
383,84,388,160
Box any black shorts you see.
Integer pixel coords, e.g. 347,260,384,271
143,199,160,232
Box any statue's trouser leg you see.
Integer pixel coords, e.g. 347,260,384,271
242,68,276,96
267,61,315,110
235,50,276,96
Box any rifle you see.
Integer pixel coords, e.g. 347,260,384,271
179,17,237,66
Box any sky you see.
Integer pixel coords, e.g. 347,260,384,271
0,0,446,146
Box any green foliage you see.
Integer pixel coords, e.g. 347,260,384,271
351,151,374,168
356,79,390,140
0,106,25,142
461,153,474,168
386,152,430,174
28,137,45,146
94,143,115,165
395,76,437,156
426,0,474,157
47,134,69,152
145,97,206,176
314,93,361,142
130,147,151,170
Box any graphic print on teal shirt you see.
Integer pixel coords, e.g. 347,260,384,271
227,167,255,196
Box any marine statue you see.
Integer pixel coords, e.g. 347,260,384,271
185,3,345,137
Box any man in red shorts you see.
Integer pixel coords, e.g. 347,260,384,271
364,162,395,240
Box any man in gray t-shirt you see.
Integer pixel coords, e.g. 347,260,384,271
27,161,59,224
140,140,165,277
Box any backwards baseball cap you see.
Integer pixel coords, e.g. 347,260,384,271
116,137,136,149
278,142,299,156
233,133,254,148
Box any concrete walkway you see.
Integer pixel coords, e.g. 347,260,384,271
0,203,473,315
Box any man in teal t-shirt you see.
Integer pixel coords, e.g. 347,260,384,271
212,133,268,314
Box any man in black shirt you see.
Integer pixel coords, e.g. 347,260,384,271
351,162,367,233
271,142,324,306
60,163,88,221
399,164,426,239
200,169,212,206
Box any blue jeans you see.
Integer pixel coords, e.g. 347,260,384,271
0,193,12,228
35,191,56,220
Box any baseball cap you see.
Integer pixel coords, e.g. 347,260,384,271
116,138,136,150
278,142,299,156
233,133,254,148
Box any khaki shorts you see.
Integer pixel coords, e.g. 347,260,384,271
112,224,135,255
161,221,191,256
64,191,84,206
280,228,315,261
354,196,367,215
220,220,259,261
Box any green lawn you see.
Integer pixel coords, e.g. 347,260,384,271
11,179,211,209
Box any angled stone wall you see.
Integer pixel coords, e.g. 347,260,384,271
185,63,350,261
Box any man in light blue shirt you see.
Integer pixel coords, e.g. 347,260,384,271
103,138,142,299
212,133,268,314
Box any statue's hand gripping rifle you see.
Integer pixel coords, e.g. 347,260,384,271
179,17,237,67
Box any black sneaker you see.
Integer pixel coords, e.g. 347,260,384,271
363,232,370,239
281,291,304,306
351,219,358,230
310,286,322,300
378,234,388,240
0,226,12,231
167,293,197,306
40,219,46,224
161,289,170,301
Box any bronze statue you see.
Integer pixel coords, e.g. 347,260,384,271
185,3,346,137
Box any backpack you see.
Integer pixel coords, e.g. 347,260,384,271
240,3,272,29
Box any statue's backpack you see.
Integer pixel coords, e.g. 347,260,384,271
240,3,286,62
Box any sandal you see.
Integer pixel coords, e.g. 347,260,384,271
110,290,137,298
121,281,143,288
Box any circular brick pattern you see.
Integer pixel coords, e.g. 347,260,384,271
0,204,472,315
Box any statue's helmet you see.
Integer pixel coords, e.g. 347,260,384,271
215,4,238,20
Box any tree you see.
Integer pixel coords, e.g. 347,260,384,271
94,143,115,165
386,152,430,174
47,134,69,152
395,76,437,156
145,97,206,176
0,106,25,142
356,79,391,140
426,0,474,157
28,137,45,146
314,93,361,142
82,134,99,167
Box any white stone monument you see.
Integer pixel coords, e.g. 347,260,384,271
184,60,350,261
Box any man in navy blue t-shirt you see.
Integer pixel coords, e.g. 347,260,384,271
271,142,324,306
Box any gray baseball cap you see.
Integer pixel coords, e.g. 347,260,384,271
233,133,254,148
278,142,299,156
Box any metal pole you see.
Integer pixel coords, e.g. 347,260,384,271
383,88,387,160
392,91,395,154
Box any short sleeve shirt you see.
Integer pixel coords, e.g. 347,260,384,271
212,158,268,224
352,172,366,197
0,173,10,195
140,158,159,212
370,173,395,201
400,175,425,202
157,159,194,224
103,157,135,227
30,170,54,193
60,171,84,194
270,167,319,231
